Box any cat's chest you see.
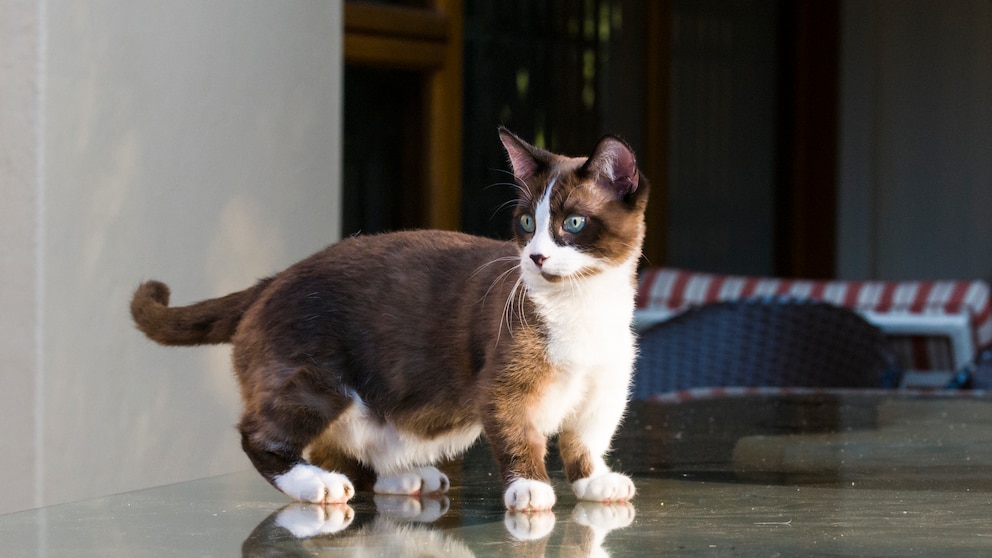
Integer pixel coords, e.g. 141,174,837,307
525,272,636,435
529,270,637,368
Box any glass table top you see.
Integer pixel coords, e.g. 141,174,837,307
4,393,992,556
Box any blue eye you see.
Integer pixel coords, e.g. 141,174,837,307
519,214,536,233
563,214,586,234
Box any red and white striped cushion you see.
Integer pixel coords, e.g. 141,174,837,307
637,268,992,370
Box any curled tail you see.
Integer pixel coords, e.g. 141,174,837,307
130,279,272,346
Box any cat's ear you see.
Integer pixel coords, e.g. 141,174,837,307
584,135,639,199
499,127,545,181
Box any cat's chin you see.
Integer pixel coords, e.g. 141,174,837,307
531,269,599,284
534,265,602,284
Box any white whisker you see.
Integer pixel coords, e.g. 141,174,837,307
471,256,518,279
490,198,527,220
497,274,526,346
475,257,521,306
516,278,530,331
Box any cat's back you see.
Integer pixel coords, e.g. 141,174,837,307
312,229,514,277
242,230,518,341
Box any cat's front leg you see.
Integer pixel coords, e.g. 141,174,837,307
484,416,556,511
558,422,636,503
570,471,636,503
504,477,557,511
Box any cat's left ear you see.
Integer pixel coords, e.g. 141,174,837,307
584,135,639,200
499,127,547,182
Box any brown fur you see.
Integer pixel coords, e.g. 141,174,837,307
130,279,272,345
558,429,596,482
130,129,649,505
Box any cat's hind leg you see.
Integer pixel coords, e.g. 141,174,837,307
238,365,357,504
271,463,354,504
356,419,479,496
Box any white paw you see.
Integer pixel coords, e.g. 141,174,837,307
571,472,635,503
374,466,450,495
274,502,355,538
504,478,557,511
504,510,556,541
275,463,355,504
374,494,451,522
572,501,636,531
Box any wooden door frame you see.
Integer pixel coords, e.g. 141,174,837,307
344,1,464,231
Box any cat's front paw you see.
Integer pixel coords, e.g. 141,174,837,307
274,502,355,538
275,463,355,504
504,478,556,511
374,466,450,495
571,472,635,503
504,510,556,541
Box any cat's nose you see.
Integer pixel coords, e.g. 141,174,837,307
530,254,548,268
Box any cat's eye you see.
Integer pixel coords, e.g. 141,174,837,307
519,214,536,233
563,214,586,234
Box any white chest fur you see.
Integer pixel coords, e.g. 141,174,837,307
525,262,638,435
528,263,637,368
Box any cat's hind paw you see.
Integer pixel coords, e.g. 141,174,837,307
274,502,355,538
275,463,355,504
504,478,556,511
571,472,635,503
374,466,450,496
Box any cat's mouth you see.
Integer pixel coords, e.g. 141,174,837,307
540,271,564,282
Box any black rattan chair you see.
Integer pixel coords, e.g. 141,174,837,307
632,298,902,399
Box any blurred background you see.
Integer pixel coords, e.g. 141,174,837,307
1,0,989,514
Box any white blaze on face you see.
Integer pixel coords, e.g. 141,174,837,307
521,176,599,281
524,177,557,266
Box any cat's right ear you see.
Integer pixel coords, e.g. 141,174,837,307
498,127,544,181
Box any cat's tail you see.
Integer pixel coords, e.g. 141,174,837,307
130,279,271,346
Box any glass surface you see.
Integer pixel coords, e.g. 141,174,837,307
4,394,992,556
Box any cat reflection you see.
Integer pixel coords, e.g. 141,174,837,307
242,496,634,557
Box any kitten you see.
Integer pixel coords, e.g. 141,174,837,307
130,128,649,511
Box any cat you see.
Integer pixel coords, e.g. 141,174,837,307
130,128,649,511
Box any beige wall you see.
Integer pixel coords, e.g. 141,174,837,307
0,0,342,514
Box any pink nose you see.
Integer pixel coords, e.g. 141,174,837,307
530,254,548,267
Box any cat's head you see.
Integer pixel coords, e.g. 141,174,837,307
498,128,649,285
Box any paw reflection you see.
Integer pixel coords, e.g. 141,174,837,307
572,501,636,531
504,509,556,541
273,502,355,538
244,498,634,557
244,496,467,558
567,502,636,557
374,493,450,522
